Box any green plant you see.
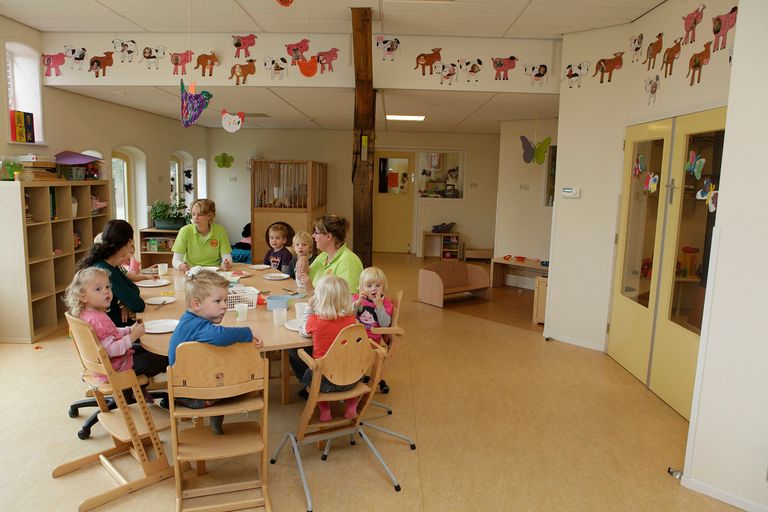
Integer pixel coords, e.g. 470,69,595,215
148,196,190,222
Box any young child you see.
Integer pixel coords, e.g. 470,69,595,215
296,274,360,422
352,267,394,345
263,223,293,271
168,270,263,434
287,231,314,282
65,267,168,399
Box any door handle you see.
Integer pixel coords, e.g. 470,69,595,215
666,177,676,205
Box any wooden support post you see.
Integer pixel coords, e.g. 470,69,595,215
351,7,375,267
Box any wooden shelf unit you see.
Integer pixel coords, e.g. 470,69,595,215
422,231,461,260
0,179,110,343
250,160,327,259
138,228,181,267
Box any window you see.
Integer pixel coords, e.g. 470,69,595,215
112,156,129,221
169,158,181,200
196,158,207,198
545,146,557,207
416,151,464,199
5,41,44,142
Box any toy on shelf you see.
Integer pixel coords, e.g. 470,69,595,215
90,195,108,214
680,246,700,277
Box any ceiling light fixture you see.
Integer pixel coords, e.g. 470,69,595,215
386,115,425,121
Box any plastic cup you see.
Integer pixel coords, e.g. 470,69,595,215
157,263,168,276
273,307,287,326
294,302,307,320
174,276,186,292
235,303,248,322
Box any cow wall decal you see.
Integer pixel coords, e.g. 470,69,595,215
593,52,624,83
682,4,706,45
140,46,166,69
642,33,663,70
63,46,87,70
563,61,590,88
42,53,66,76
491,56,517,80
195,52,219,77
285,38,311,65
229,59,256,85
376,36,401,61
712,6,737,51
686,42,712,86
661,38,682,78
414,48,442,76
170,50,194,75
112,39,137,63
232,34,257,58
89,52,114,78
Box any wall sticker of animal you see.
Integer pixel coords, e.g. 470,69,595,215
195,52,219,77
232,34,257,58
297,56,318,77
524,63,548,87
89,51,114,78
642,33,663,70
630,34,644,63
492,56,518,80
459,59,483,82
414,48,442,76
316,48,339,74
686,41,712,86
42,52,66,76
712,6,737,51
229,59,256,85
63,46,87,70
263,56,289,80
661,37,682,78
645,75,660,105
682,4,706,45
439,62,458,85
375,36,401,61
593,52,624,83
170,50,194,75
563,61,590,88
285,38,311,65
140,46,166,69
111,39,136,63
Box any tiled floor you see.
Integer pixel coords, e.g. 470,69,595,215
0,254,737,511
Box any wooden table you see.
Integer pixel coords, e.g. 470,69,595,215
136,265,311,404
490,257,549,287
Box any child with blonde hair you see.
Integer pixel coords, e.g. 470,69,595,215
353,266,393,344
168,270,264,434
287,230,314,283
65,267,168,396
291,274,359,421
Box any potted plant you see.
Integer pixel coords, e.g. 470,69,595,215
148,196,190,229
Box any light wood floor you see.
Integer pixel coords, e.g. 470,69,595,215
0,253,736,511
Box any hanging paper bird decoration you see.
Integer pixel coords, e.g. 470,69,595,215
684,151,706,180
644,172,659,193
214,153,234,168
632,154,646,179
180,79,212,127
520,135,552,165
696,178,718,212
221,109,245,133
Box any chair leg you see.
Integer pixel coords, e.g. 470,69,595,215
320,438,333,461
269,432,291,464
68,398,98,418
358,428,402,492
77,398,117,440
360,420,417,450
288,434,314,512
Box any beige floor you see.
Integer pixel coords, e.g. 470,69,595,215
0,253,737,511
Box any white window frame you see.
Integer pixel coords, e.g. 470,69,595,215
5,41,44,143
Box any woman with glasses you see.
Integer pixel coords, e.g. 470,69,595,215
296,215,363,294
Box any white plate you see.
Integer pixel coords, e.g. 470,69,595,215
284,318,301,332
136,279,170,288
262,273,290,281
231,270,253,278
144,319,179,334
251,264,270,270
145,296,177,305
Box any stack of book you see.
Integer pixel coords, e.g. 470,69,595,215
18,154,59,181
9,110,35,143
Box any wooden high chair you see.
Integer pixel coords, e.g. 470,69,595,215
54,313,175,512
269,324,399,512
167,342,271,512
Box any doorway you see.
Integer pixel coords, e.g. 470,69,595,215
373,151,415,253
607,108,726,420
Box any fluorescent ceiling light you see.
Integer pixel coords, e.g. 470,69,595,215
386,115,425,121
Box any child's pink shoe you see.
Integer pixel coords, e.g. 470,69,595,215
317,401,332,422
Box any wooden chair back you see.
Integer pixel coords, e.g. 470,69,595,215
316,324,378,387
66,312,108,377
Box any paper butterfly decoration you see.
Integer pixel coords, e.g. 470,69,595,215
214,153,234,168
684,151,706,180
221,109,245,133
696,179,718,212
520,136,552,165
632,154,646,179
644,172,659,193
180,80,212,128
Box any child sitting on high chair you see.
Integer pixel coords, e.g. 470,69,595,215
168,270,264,434
297,274,360,422
286,230,314,284
65,267,168,401
263,222,293,272
353,267,394,344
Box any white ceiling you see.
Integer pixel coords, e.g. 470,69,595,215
0,0,658,133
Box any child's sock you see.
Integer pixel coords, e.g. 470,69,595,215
344,398,359,419
317,401,332,422
140,386,154,404
210,415,224,435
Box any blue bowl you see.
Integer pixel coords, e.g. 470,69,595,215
541,261,549,267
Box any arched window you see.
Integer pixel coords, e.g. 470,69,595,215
169,157,181,201
196,158,207,199
5,41,44,142
112,153,131,221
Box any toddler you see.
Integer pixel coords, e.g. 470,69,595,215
65,267,168,400
263,223,293,271
287,231,314,283
295,275,360,422
168,270,263,434
352,267,393,345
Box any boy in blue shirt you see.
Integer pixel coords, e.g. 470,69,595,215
169,270,263,434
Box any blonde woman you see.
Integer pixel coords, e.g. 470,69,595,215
171,199,232,271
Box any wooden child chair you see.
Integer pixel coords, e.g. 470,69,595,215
167,342,271,512
269,324,400,512
54,313,175,512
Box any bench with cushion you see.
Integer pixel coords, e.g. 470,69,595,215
417,261,490,307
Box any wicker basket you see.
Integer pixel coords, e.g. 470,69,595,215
58,165,86,180
226,286,259,311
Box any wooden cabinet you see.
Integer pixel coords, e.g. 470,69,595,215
138,228,180,267
533,276,548,325
250,160,327,258
0,180,110,343
422,231,461,260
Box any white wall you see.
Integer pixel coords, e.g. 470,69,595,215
683,1,768,509
548,0,734,349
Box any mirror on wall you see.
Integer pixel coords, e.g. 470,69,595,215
416,151,463,199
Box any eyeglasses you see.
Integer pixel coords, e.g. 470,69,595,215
312,230,325,235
